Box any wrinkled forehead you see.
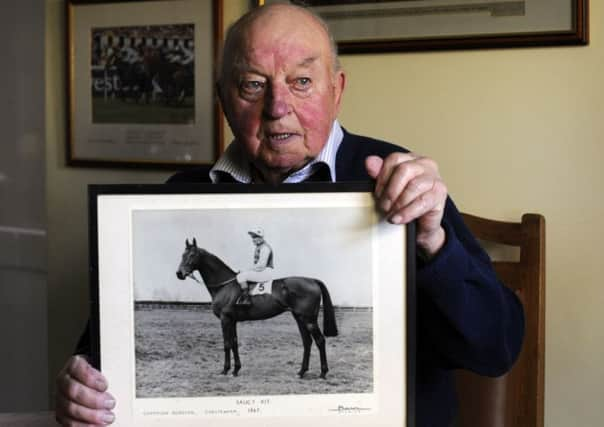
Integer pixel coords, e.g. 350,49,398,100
245,35,321,70
227,7,333,77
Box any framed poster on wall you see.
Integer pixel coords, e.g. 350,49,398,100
88,182,416,426
67,0,224,168
259,0,588,53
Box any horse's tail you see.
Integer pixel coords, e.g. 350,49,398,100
317,280,338,337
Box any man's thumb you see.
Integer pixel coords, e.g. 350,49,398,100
365,155,384,179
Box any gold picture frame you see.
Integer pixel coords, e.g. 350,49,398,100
67,0,224,168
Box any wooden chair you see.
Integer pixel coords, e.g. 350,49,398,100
455,213,546,427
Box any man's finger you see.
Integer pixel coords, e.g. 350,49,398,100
57,372,115,410
364,155,383,180
55,396,115,426
65,355,107,392
390,175,439,214
369,152,417,198
389,183,446,226
379,161,427,213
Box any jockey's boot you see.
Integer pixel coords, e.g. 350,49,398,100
236,288,252,306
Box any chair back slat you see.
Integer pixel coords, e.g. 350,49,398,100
456,213,545,427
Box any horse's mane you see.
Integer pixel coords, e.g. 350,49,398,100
197,247,237,276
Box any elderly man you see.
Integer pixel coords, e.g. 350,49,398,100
55,4,524,426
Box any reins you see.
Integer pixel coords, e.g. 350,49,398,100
186,273,237,288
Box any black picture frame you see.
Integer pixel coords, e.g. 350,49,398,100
89,182,416,426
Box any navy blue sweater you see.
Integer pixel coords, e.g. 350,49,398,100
168,131,525,426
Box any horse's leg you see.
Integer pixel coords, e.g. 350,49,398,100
307,320,329,379
293,314,312,378
220,315,234,375
232,322,242,376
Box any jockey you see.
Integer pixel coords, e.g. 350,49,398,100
103,46,117,68
236,228,274,306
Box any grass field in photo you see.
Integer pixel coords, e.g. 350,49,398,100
135,305,373,397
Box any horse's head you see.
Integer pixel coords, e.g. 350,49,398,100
176,238,202,280
176,239,236,288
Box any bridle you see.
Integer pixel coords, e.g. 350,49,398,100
184,272,202,284
182,246,238,288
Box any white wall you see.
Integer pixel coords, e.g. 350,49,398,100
0,0,48,411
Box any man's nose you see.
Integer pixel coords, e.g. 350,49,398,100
263,84,291,119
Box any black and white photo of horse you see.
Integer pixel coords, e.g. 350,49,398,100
176,238,338,379
132,207,374,398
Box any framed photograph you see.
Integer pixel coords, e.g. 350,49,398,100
67,0,223,168
89,183,416,427
258,0,588,53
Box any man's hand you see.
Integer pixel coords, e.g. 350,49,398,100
55,355,115,426
365,153,447,258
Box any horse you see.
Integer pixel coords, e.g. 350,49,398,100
175,238,338,379
109,55,151,104
144,48,191,105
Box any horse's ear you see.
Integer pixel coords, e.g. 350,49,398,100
192,237,197,248
185,238,190,248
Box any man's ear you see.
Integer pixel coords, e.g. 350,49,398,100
216,81,233,128
333,70,346,114
216,81,224,110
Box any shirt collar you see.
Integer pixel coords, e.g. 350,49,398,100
209,120,344,184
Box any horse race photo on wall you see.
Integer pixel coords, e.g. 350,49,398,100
90,23,196,125
88,183,416,427
67,0,223,168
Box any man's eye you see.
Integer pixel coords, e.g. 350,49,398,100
240,80,265,95
293,77,312,90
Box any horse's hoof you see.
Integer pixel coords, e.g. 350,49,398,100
221,370,229,375
298,371,307,378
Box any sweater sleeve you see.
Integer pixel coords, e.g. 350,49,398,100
416,197,525,376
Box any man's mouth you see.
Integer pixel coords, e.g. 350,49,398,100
267,132,295,142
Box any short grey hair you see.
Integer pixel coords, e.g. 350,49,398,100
217,3,341,89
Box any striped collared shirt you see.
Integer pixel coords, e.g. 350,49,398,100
209,120,344,183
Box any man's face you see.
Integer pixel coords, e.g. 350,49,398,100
220,8,345,183
252,236,263,245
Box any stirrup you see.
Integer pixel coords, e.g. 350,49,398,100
236,291,252,306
